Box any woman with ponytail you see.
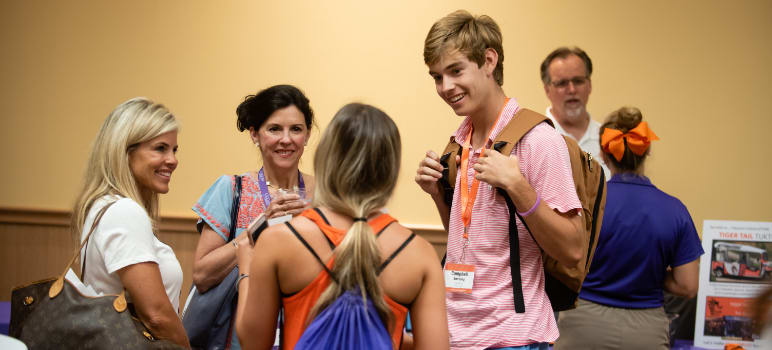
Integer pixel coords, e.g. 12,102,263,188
234,103,449,349
555,107,704,349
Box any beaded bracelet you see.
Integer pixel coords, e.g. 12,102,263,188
517,193,541,217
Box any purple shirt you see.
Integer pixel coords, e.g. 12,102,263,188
579,173,704,308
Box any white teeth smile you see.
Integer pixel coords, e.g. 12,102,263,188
277,150,293,156
157,172,171,177
449,94,465,103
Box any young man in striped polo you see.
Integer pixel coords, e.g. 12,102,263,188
415,10,584,350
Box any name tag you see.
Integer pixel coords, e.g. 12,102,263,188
444,263,475,293
267,214,292,226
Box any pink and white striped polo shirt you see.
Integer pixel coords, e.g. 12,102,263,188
445,98,581,349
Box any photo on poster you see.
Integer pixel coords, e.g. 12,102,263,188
703,296,758,341
695,220,772,349
710,240,772,283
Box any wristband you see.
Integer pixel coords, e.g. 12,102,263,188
517,193,540,217
237,273,249,286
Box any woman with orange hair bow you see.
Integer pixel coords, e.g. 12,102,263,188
555,107,704,350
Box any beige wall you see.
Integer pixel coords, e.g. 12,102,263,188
2,0,771,233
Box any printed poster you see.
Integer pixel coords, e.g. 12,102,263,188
695,220,772,349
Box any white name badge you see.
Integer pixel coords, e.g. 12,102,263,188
444,263,475,293
267,213,292,226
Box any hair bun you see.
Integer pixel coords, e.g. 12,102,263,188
613,106,643,133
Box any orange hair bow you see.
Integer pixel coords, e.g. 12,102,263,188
600,121,659,161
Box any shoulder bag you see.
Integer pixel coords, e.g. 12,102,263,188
182,175,242,350
9,200,185,349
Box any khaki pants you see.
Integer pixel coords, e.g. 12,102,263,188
554,298,669,350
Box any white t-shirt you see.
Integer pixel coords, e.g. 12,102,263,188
80,195,183,310
546,107,611,179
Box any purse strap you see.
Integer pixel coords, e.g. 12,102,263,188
48,199,128,310
78,200,118,280
227,175,242,242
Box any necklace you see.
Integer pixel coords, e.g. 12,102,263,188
258,168,306,207
265,180,299,193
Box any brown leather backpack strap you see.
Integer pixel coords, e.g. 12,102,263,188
487,108,551,314
491,108,552,155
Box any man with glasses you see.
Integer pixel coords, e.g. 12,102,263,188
541,47,609,177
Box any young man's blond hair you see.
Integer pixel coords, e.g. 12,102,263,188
423,10,505,86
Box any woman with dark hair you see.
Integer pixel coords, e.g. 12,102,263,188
555,107,704,349
191,85,315,349
234,103,449,349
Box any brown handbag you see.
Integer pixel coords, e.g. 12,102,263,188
9,201,185,349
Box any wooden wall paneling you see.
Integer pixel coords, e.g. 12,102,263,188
0,221,76,301
156,217,199,310
0,208,447,310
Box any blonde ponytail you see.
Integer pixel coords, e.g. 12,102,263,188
308,103,401,330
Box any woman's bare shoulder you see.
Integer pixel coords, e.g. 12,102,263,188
384,223,439,262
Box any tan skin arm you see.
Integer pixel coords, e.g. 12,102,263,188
192,192,305,292
116,262,191,349
407,238,450,350
192,225,248,292
235,226,281,350
665,259,700,298
474,150,584,267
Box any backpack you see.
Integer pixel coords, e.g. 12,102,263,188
286,209,415,349
295,288,393,350
438,108,606,312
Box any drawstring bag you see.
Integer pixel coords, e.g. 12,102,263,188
295,287,392,350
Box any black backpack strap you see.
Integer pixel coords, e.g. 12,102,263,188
227,175,243,242
378,232,416,274
492,138,528,314
497,187,527,314
285,222,339,285
489,109,549,314
438,139,460,269
439,140,462,208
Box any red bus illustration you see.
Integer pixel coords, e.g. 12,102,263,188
711,242,770,279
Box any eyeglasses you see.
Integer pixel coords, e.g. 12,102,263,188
550,76,589,89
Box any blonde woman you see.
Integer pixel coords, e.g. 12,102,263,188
72,97,189,348
234,103,449,349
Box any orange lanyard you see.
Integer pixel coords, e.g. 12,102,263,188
459,99,509,240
